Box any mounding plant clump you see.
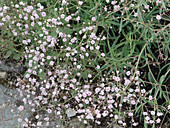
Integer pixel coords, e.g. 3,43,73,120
0,0,169,128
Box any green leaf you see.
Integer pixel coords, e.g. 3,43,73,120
13,53,21,60
159,75,166,84
135,104,142,115
148,72,155,83
137,8,144,23
81,71,87,79
119,18,123,33
144,121,148,128
5,50,12,58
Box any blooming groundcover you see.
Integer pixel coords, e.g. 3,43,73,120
0,0,170,127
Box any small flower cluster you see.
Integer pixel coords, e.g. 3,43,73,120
0,0,169,127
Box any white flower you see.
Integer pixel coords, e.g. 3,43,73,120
126,71,131,76
96,65,100,69
106,0,110,3
156,15,161,20
114,115,119,119
19,2,24,5
156,118,161,123
77,65,81,69
168,105,170,110
92,17,96,22
72,79,77,83
15,4,19,8
88,74,92,78
134,13,138,17
157,112,163,116
66,53,70,57
96,45,100,50
0,12,3,17
102,111,109,117
78,1,83,5
145,116,150,121
128,112,133,117
37,122,42,126
141,89,146,93
101,53,105,57
150,111,155,115
143,112,148,115
35,115,39,119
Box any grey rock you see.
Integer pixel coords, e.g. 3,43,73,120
66,108,77,118
0,84,33,128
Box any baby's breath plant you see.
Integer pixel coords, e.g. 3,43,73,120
0,0,169,128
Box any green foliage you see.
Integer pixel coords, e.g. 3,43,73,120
0,0,169,127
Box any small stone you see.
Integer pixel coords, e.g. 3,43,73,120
66,108,76,118
0,72,7,79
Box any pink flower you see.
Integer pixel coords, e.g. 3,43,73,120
108,104,113,109
132,122,138,126
114,115,118,119
107,100,114,104
88,74,92,78
78,1,83,5
168,105,170,110
115,77,120,82
24,16,28,20
145,116,150,121
37,122,42,126
141,89,146,93
106,0,110,3
18,118,22,122
131,100,136,105
101,53,105,57
135,88,140,92
143,112,148,116
136,71,140,75
134,13,138,17
118,120,123,124
31,22,34,26
49,61,54,66
124,79,131,85
92,17,96,22
65,17,70,22
96,65,100,69
95,88,101,93
38,22,42,26
145,5,149,9
149,95,153,100
113,76,116,80
47,109,52,113
105,87,110,92
128,112,133,117
72,79,77,83
156,118,161,123
126,71,131,76
25,74,30,78
61,14,65,19
42,12,46,17
76,16,80,21
18,105,24,111
102,111,109,117
37,3,41,7
85,99,89,104
111,1,117,5
157,112,163,116
44,117,49,121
